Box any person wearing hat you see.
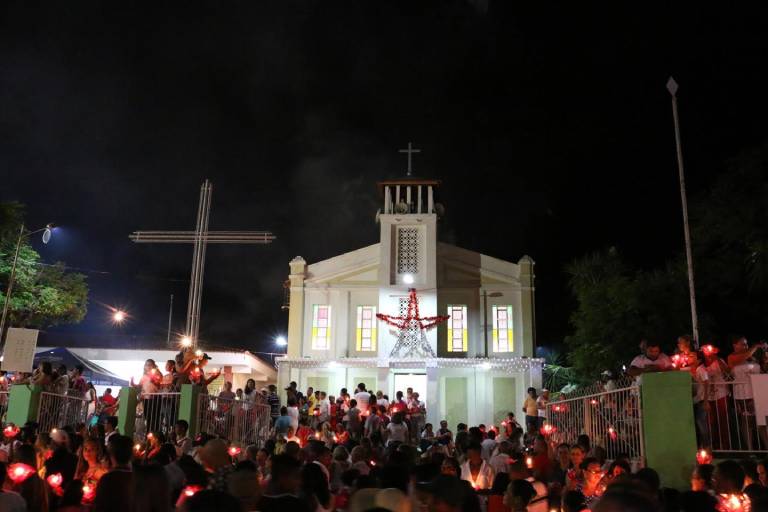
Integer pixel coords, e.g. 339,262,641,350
190,353,221,394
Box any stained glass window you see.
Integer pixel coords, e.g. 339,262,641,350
447,305,468,352
356,306,377,352
492,305,513,352
311,305,331,350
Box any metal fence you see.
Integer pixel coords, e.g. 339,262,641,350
0,391,8,424
196,394,271,447
37,392,90,433
546,382,644,466
135,392,181,441
700,381,768,454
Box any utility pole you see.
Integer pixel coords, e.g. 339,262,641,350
667,77,700,348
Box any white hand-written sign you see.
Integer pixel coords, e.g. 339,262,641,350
1,328,39,372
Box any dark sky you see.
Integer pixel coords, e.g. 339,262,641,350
2,2,768,354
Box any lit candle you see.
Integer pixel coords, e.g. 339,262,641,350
696,449,712,465
525,456,533,469
46,473,63,488
82,484,96,502
7,464,35,484
228,446,241,457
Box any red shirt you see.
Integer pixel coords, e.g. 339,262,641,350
101,394,117,415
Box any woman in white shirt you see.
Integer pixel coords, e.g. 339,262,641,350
460,443,495,490
386,413,409,446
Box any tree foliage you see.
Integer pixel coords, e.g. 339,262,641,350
564,248,691,379
0,203,88,330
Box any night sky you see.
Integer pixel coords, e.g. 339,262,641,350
2,3,768,354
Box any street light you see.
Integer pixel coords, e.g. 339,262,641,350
112,310,126,324
0,223,55,352
180,336,193,348
275,336,288,347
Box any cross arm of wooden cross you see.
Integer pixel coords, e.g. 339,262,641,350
129,231,276,243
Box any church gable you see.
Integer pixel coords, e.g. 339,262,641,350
305,243,380,285
437,242,521,287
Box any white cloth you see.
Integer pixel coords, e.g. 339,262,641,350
526,477,548,512
287,406,299,431
705,360,729,400
489,453,510,475
460,461,495,490
354,391,371,413
630,353,673,385
732,362,760,400
536,396,548,418
386,422,409,444
480,438,497,461
693,365,709,404
318,398,330,422
377,398,390,408
630,353,673,371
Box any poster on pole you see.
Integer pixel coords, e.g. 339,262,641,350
1,328,39,372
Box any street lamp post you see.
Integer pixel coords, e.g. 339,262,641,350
667,77,700,348
0,223,54,352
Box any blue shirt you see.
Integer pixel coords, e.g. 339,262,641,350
274,415,291,434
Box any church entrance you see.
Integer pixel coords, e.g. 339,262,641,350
393,372,427,402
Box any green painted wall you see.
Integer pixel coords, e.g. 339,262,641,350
493,377,517,426
352,376,376,394
641,372,697,490
444,377,467,430
117,387,138,438
7,385,41,426
307,377,330,394
178,384,201,436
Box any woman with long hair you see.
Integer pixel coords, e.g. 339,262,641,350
75,437,107,489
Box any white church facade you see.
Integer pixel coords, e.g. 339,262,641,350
276,177,543,428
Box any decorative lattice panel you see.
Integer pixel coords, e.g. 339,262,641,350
396,227,419,274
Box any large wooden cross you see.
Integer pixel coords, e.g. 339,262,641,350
130,180,275,347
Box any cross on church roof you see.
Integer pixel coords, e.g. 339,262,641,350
398,142,421,177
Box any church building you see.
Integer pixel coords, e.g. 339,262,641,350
277,174,543,428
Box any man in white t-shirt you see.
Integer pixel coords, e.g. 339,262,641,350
628,342,673,383
480,429,498,461
354,383,371,414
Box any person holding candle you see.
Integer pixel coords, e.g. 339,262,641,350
460,442,495,490
627,341,673,382
729,336,767,451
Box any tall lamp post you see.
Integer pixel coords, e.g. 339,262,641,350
0,223,54,352
667,77,700,348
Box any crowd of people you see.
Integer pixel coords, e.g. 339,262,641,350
627,334,768,451
0,384,766,512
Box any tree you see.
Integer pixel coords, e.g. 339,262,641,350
0,203,88,330
564,248,691,379
691,142,768,339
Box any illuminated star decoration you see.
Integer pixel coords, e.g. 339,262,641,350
376,288,449,358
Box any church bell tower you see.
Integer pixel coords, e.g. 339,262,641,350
376,143,441,356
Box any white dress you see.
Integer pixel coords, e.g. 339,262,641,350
460,460,495,490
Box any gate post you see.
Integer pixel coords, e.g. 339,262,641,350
117,387,138,438
641,372,697,490
178,384,202,436
7,385,42,426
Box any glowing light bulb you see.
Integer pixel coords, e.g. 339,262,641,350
402,273,414,284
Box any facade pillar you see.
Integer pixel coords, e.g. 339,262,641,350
426,365,440,426
7,385,42,426
287,257,307,358
641,372,697,490
518,256,536,357
178,384,202,436
117,387,138,438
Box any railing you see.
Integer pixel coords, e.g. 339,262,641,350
135,392,181,441
546,382,644,466
0,391,8,424
37,392,90,433
196,394,271,447
699,381,768,454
